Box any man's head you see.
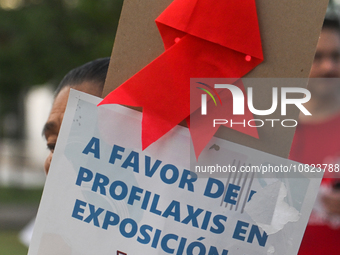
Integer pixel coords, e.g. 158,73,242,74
309,17,340,98
43,57,110,174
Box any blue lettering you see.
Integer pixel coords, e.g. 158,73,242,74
141,190,151,210
109,180,128,200
75,167,93,186
162,200,180,222
177,237,187,255
224,183,240,205
201,211,212,230
121,151,139,173
160,164,179,184
72,199,86,220
187,241,206,255
92,173,109,195
128,186,143,205
208,246,228,255
82,137,100,159
137,225,153,244
204,178,224,198
150,194,162,215
161,234,178,253
109,145,125,164
120,218,138,238
248,190,257,201
247,225,268,247
233,220,249,241
151,229,162,248
210,215,227,234
102,211,120,230
178,170,197,192
84,204,104,227
145,156,162,177
181,205,203,227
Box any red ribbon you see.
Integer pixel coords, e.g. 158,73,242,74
99,0,263,157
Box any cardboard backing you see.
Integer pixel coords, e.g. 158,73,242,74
102,0,329,158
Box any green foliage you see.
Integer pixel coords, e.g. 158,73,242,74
0,231,28,255
0,0,123,137
0,187,43,204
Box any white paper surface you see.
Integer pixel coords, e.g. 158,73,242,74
28,90,322,255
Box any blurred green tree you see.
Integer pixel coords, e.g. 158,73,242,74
0,0,123,138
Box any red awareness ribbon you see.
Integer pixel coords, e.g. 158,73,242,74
98,0,263,158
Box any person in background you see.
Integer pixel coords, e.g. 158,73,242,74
19,57,110,247
289,17,340,254
43,57,110,174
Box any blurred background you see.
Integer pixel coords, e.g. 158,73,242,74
0,0,122,254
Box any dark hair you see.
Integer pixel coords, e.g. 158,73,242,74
322,16,340,32
54,57,110,96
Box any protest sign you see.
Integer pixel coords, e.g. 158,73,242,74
28,90,322,255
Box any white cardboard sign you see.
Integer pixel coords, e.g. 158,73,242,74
28,90,321,255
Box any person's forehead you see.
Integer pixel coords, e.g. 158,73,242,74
317,29,340,49
322,27,340,37
54,86,71,110
43,87,71,137
43,81,103,137
49,87,71,121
